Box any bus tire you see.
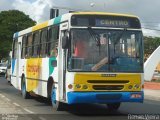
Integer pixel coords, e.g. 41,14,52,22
107,103,121,111
21,76,30,99
51,83,63,111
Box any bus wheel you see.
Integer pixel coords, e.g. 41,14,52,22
107,103,121,111
51,84,63,111
21,77,30,99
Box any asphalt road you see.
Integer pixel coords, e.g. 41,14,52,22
0,76,160,120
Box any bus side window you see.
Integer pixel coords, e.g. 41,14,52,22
32,32,40,57
12,39,18,59
40,29,48,57
21,36,27,59
48,26,59,57
26,34,33,58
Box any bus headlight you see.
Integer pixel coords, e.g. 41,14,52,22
128,85,133,89
83,85,88,89
75,84,81,89
134,84,140,89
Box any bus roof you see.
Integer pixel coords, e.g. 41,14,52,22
13,12,139,39
13,15,64,39
72,12,139,18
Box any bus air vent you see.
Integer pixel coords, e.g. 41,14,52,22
87,80,129,84
93,85,124,90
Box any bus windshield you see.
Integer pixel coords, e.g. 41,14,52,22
68,28,143,72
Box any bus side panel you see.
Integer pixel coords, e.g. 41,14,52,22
11,57,22,90
25,58,41,94
25,58,49,97
11,37,22,90
16,38,22,90
37,58,49,97
49,57,59,100
24,57,59,98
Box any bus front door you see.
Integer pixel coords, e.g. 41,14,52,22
58,30,68,101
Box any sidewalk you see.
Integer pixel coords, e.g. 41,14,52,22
144,81,160,101
144,81,160,90
144,89,160,101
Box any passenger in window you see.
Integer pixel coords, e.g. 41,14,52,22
50,41,58,57
50,48,58,57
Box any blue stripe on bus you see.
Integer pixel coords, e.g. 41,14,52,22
67,91,144,104
53,16,62,25
14,32,19,39
12,59,16,74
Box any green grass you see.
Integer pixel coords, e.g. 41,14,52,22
154,79,160,83
151,79,160,83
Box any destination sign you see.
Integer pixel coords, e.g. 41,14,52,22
96,19,130,27
71,15,141,29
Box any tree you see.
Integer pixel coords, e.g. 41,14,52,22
144,36,160,61
0,10,36,61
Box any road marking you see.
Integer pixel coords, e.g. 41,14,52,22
39,116,47,120
13,103,20,107
0,93,34,114
6,98,11,101
0,94,10,101
0,94,5,98
23,108,34,114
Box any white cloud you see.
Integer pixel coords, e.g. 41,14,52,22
12,0,49,23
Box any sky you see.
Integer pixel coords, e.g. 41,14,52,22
0,0,160,37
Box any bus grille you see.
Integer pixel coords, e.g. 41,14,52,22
87,80,129,84
93,85,124,90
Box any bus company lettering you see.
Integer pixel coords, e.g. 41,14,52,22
99,20,129,27
26,58,42,91
26,58,42,74
27,65,40,73
101,74,117,77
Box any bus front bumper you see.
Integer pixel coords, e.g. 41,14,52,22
67,91,144,104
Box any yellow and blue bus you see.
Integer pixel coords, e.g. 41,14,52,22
11,12,144,111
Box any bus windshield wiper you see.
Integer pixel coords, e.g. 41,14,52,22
88,27,100,46
88,27,101,54
114,28,127,45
